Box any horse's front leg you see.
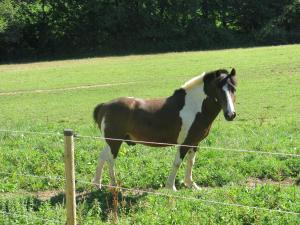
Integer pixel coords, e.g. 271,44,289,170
165,147,188,191
184,149,200,190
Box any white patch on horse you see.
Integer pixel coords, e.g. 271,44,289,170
222,83,235,116
93,144,110,188
177,82,206,144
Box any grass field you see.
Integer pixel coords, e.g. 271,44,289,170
0,45,300,224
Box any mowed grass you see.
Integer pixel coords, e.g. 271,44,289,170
0,45,300,224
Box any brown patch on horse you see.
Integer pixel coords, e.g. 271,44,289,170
94,89,187,149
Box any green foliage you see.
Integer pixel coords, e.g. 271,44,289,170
0,0,300,61
0,0,23,40
255,1,300,44
0,195,65,224
0,0,13,33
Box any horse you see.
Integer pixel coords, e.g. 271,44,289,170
93,68,237,191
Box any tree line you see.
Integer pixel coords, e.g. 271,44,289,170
0,0,299,61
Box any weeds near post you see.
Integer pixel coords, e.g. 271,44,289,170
111,187,119,224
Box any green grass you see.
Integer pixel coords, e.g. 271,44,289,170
0,45,300,224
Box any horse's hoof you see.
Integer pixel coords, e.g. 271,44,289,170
191,183,201,190
165,184,177,191
184,181,201,190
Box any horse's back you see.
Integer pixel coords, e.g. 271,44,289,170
98,96,181,144
128,97,182,144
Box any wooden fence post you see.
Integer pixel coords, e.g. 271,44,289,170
64,129,77,225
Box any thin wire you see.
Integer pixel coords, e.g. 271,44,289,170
1,171,299,216
76,179,300,216
0,129,299,157
75,134,300,157
0,211,64,224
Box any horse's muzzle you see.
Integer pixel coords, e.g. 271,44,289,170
224,111,236,121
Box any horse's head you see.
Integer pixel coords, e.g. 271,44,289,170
204,68,237,121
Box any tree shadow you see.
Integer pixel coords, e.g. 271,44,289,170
1,41,256,65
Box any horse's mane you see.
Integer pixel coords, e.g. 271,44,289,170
181,72,206,90
181,69,231,91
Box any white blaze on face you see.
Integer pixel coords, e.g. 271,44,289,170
222,83,235,116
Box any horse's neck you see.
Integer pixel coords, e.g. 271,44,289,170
185,84,221,124
202,97,222,124
184,84,206,113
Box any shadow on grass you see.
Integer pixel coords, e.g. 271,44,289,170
48,188,147,221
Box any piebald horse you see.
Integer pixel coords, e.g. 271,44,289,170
93,68,237,191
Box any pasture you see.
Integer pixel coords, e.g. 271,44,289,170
0,45,299,224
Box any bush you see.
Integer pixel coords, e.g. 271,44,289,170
256,23,288,45
256,0,300,45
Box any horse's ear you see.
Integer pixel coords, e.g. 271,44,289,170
230,68,237,86
230,68,236,76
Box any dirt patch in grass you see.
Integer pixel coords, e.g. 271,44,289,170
0,190,63,200
246,177,296,188
0,189,99,202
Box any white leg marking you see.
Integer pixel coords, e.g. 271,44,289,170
222,83,235,116
93,145,110,189
177,85,206,144
166,149,182,191
93,144,117,188
95,115,118,188
184,150,200,190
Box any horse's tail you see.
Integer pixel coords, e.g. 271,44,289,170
93,103,106,126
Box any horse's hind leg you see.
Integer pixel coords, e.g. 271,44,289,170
93,139,122,189
106,139,122,187
93,144,111,189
